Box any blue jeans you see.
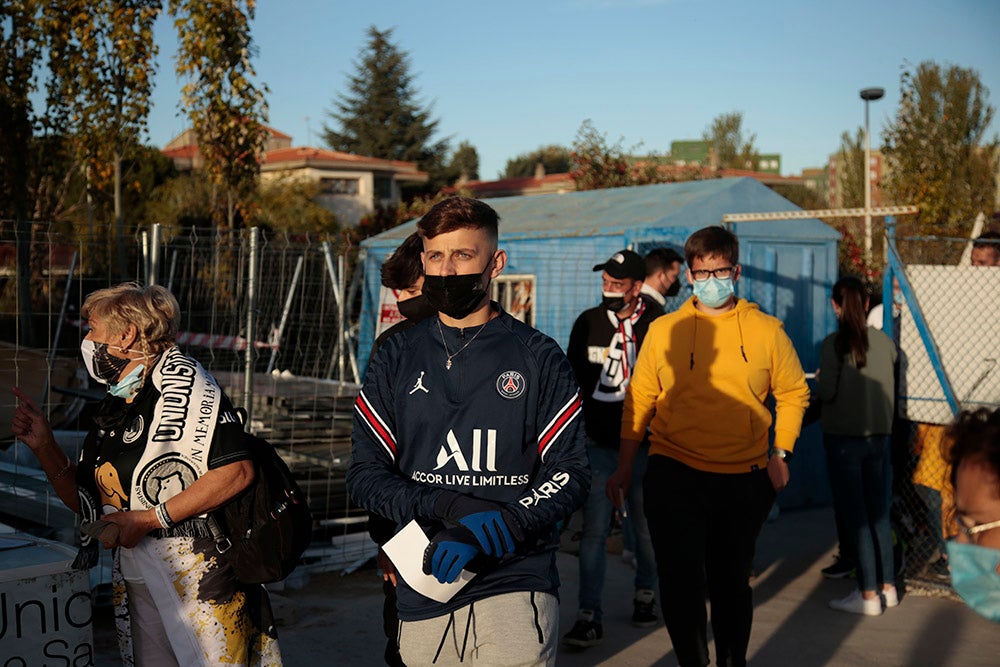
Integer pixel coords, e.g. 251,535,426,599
577,444,658,620
824,434,895,592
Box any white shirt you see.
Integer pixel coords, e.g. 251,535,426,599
640,282,666,306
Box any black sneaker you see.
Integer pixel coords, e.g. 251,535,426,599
631,591,658,628
563,612,603,648
821,556,856,579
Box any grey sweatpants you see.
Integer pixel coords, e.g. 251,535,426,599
398,591,558,666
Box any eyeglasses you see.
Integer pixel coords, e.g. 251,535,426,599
956,517,1000,544
690,266,735,282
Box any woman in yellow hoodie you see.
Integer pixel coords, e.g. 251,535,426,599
608,226,809,667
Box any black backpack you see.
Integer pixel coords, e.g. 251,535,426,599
208,430,313,584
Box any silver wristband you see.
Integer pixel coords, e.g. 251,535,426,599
154,502,175,530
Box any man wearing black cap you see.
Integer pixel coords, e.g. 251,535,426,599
563,249,661,648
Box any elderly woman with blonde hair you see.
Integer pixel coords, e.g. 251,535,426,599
12,283,282,666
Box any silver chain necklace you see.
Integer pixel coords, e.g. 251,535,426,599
437,317,489,370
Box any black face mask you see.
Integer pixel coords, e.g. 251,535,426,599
600,291,628,314
423,260,493,319
666,279,681,297
397,294,436,322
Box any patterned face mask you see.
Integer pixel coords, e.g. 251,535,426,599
80,339,131,385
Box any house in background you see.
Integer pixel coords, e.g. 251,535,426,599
161,127,427,226
448,163,574,198
162,125,294,171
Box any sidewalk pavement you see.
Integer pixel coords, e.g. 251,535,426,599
92,504,1000,665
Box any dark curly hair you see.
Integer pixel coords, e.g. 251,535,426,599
947,407,1000,493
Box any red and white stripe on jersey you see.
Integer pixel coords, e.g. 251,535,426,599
537,391,582,461
355,391,397,460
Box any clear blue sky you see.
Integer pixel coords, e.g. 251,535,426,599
146,0,1000,180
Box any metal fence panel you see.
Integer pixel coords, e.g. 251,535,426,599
1,222,366,539
884,228,999,596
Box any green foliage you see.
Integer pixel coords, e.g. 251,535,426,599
882,61,999,239
837,128,866,209
42,0,160,181
27,133,85,224
145,173,215,234
703,111,759,170
0,0,43,223
42,0,161,279
170,0,269,229
502,145,571,179
118,144,178,224
769,183,827,211
322,26,449,192
569,121,707,191
256,176,340,236
350,190,464,246
445,141,480,182
570,120,632,191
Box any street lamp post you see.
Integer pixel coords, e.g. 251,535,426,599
860,86,885,267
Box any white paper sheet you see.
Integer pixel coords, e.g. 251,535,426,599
383,520,475,603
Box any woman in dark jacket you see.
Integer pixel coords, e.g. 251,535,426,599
819,276,899,616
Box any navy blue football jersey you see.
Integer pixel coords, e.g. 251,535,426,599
347,306,590,620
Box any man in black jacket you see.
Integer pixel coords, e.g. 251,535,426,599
369,232,436,667
563,249,661,648
639,247,684,317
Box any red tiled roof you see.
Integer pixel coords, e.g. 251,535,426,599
262,146,426,178
448,173,574,196
266,125,291,140
162,144,199,159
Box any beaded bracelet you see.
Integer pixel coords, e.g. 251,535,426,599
49,460,73,482
154,502,176,530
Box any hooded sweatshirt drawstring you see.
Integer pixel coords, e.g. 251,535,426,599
737,309,749,363
688,303,749,370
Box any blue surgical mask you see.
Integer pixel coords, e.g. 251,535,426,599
946,540,1000,622
109,364,145,399
692,276,735,309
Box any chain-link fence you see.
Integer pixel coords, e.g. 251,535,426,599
884,226,1000,595
0,221,369,548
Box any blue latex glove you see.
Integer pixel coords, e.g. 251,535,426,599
423,527,480,584
433,492,522,557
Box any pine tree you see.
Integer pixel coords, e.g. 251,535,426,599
323,26,448,192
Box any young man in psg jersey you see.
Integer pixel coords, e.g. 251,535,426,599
347,196,590,666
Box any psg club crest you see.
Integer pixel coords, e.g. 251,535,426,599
496,370,526,399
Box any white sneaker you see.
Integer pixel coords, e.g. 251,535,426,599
829,590,882,616
883,586,899,608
